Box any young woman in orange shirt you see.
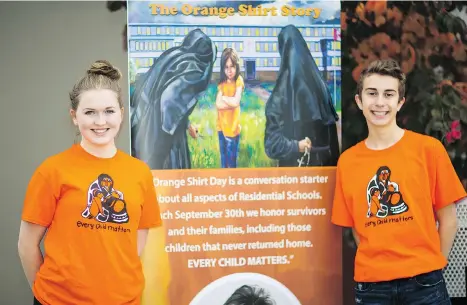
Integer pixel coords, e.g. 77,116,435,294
18,60,162,305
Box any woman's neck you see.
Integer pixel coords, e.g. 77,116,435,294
80,139,117,159
366,123,405,150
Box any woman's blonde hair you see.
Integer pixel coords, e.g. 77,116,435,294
69,60,123,110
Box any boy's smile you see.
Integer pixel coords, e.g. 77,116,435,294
356,74,404,128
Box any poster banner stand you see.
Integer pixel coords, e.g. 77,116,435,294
127,1,343,304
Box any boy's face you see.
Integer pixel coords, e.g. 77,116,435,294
355,74,405,129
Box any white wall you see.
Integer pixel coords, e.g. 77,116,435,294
0,2,128,303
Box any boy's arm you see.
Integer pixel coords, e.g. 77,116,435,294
331,162,355,229
431,139,466,260
352,228,360,246
436,202,459,260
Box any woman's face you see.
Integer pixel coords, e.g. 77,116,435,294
224,57,236,81
70,89,123,149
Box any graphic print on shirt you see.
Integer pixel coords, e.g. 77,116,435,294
365,166,409,219
81,173,130,224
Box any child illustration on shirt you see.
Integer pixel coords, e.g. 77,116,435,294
215,47,244,168
366,165,408,218
81,173,129,223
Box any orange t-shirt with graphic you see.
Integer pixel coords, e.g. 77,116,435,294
331,130,466,282
21,144,162,305
216,75,244,137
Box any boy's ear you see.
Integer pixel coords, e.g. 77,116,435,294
355,94,363,111
397,97,405,111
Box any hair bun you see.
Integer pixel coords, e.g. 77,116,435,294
87,60,122,81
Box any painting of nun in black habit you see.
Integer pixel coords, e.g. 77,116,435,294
264,24,340,167
130,29,217,170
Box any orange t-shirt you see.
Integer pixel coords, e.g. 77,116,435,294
331,130,466,282
21,144,162,305
216,75,244,137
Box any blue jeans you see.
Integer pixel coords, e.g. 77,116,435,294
218,131,240,168
354,269,451,305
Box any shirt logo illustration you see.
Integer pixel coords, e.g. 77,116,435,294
81,173,130,223
366,166,409,219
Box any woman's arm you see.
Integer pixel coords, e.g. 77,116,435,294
18,221,47,288
222,86,243,108
137,229,149,256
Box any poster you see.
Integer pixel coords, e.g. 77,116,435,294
127,1,342,304
341,1,467,302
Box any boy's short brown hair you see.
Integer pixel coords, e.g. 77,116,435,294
357,59,406,100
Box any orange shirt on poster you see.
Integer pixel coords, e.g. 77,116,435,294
331,130,466,282
216,75,244,137
21,144,162,305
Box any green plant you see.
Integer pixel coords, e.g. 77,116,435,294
342,1,467,183
425,83,466,145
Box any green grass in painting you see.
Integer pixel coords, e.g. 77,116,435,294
129,73,342,169
188,84,277,169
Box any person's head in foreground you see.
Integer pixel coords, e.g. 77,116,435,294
223,284,276,305
69,59,124,157
355,59,406,131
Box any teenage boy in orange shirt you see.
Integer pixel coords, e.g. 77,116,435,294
332,59,466,304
